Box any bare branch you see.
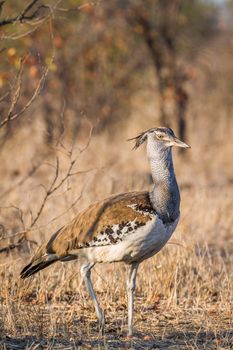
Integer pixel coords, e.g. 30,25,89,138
56,2,99,13
0,65,49,128
28,124,94,229
0,0,47,27
2,24,42,41
0,118,93,254
51,159,75,193
69,168,95,177
30,120,94,226
5,58,25,124
79,124,94,153
0,234,37,254
40,187,85,228
0,163,91,254
0,239,24,254
19,0,40,20
30,157,59,228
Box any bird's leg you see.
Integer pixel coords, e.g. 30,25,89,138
127,262,139,337
80,263,105,332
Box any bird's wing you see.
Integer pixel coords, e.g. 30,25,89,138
39,191,155,259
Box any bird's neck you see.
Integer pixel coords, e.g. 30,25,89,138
147,142,180,223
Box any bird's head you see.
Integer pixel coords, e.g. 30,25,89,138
129,127,190,151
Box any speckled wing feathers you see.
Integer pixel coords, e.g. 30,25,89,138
46,191,156,258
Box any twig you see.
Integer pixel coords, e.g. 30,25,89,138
5,58,25,124
0,65,49,128
0,235,37,254
2,24,42,41
19,0,40,20
30,157,60,228
0,240,24,254
27,127,94,231
55,2,98,13
0,121,93,254
41,186,85,227
80,124,94,153
0,0,46,27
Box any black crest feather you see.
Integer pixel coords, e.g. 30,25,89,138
128,131,148,150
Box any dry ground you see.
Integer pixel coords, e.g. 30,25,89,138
0,119,232,349
0,38,233,348
0,184,232,349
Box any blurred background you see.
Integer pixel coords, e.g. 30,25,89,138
0,2,232,346
0,0,233,250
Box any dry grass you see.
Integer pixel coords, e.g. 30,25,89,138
0,184,232,349
0,37,233,349
0,122,232,349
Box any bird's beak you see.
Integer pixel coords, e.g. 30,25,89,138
172,136,190,148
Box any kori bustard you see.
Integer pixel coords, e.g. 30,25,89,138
21,127,190,336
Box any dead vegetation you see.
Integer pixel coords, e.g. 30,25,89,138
0,1,233,349
0,183,232,349
0,91,232,348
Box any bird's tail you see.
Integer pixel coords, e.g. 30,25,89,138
20,257,57,279
20,226,65,279
20,242,59,279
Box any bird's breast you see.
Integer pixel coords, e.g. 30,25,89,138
121,214,180,263
78,214,179,264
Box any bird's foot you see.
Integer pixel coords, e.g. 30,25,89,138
126,328,134,339
98,311,105,335
143,335,153,341
125,334,133,340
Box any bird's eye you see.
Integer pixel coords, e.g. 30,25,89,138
157,134,163,139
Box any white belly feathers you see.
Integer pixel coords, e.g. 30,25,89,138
76,214,179,264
